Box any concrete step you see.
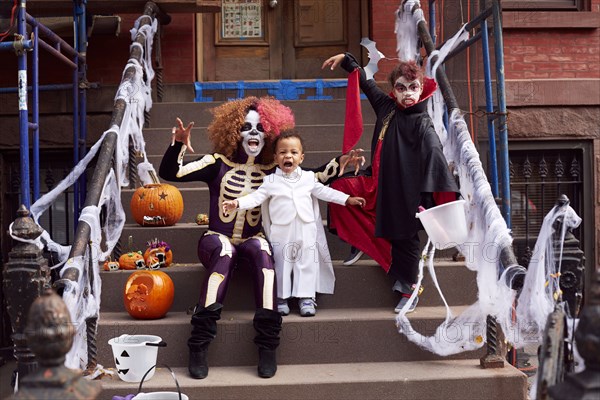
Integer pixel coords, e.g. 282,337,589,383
146,99,377,129
141,124,376,156
96,306,482,370
119,222,351,262
100,261,477,313
99,360,527,400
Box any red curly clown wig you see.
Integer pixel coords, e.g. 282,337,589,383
207,97,295,163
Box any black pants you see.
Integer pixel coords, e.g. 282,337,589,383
388,233,421,292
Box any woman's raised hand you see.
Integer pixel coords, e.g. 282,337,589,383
171,117,195,153
321,53,345,71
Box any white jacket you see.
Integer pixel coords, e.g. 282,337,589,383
237,167,348,224
237,167,349,295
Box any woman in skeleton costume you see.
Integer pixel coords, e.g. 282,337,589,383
322,53,459,313
159,97,348,380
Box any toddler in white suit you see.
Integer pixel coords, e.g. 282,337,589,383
223,132,365,316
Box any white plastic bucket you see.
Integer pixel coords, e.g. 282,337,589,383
133,365,188,400
108,334,163,382
416,199,468,249
134,393,189,400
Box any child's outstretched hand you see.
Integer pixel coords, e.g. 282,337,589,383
346,197,366,207
222,199,238,215
171,117,195,153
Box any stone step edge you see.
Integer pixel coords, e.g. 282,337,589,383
100,259,465,272
99,305,468,325
99,359,526,392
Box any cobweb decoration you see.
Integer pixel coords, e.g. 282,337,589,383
514,202,581,346
10,15,158,372
393,11,579,356
395,0,424,62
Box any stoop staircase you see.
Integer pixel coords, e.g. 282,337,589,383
96,97,527,399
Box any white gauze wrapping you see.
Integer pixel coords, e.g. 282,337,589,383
396,106,518,355
395,0,424,62
8,15,158,373
113,16,158,187
513,202,581,347
114,60,155,187
63,169,125,370
426,25,469,148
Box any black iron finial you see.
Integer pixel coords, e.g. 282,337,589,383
10,205,43,240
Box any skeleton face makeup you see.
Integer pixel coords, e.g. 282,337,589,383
240,110,265,157
393,76,423,108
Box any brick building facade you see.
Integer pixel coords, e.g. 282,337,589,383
0,0,598,274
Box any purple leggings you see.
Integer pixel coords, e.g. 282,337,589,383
197,233,276,308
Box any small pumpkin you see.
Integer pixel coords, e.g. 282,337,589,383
103,259,120,271
131,183,184,227
124,270,175,319
118,251,145,270
195,213,209,225
144,239,173,268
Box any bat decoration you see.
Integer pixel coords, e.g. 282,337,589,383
360,37,386,81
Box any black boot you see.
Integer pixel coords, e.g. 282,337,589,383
188,349,209,379
253,308,282,378
257,349,277,378
188,302,222,379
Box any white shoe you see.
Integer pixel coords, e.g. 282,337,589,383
277,298,290,316
298,298,316,317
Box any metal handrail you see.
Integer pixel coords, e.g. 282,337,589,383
52,1,164,372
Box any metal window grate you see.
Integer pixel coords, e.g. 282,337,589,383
509,149,583,266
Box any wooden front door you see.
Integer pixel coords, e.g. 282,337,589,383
199,0,366,81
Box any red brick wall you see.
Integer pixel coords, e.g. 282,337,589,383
1,2,597,86
371,0,600,81
502,0,600,80
88,13,195,84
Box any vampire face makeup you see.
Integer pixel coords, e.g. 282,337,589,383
393,76,423,108
240,110,265,157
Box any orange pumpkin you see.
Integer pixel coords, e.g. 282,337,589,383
131,183,184,227
103,260,120,271
118,251,145,270
124,270,175,319
144,239,173,268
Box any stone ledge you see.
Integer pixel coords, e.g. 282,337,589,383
503,11,600,29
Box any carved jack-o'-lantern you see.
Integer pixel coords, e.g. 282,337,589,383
143,239,173,269
118,251,145,270
124,270,175,319
103,260,120,271
130,183,184,227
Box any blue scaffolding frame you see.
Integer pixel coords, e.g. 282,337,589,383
0,0,88,226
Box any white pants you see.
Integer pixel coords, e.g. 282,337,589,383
270,217,319,299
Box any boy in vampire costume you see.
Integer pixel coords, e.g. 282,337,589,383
322,53,459,313
159,97,356,379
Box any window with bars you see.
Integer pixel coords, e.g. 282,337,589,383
508,148,584,266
